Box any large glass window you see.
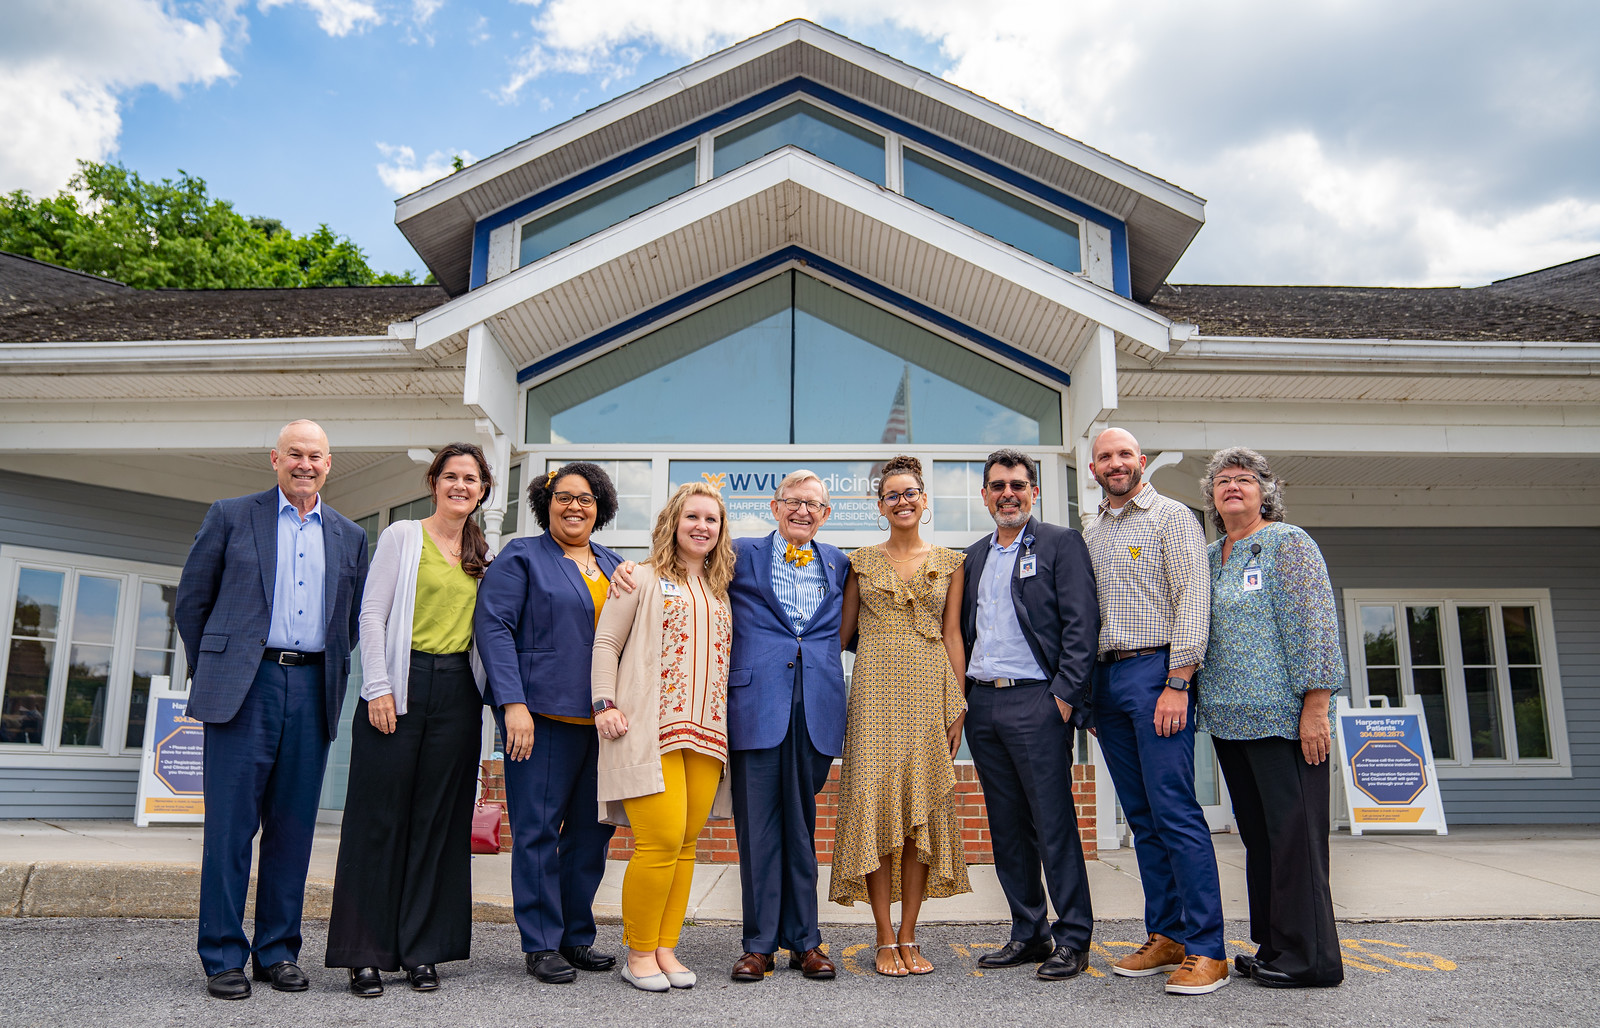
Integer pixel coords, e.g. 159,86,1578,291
902,148,1083,275
713,101,886,184
930,459,1051,533
544,459,654,533
518,149,697,269
526,271,1061,447
1347,592,1567,774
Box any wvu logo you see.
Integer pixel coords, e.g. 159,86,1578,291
701,472,727,491
1128,546,1141,560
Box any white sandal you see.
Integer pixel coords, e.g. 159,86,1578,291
874,944,908,977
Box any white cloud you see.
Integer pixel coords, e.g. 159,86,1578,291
375,142,476,196
259,0,382,37
412,0,444,23
0,0,234,197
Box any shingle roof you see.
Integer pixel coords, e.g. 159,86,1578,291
1147,254,1600,342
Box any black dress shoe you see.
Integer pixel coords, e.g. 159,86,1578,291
526,950,577,983
349,967,383,997
251,959,309,992
406,964,440,991
1037,947,1090,981
206,968,251,1000
1234,953,1259,977
1250,963,1342,989
977,939,1055,968
559,945,617,972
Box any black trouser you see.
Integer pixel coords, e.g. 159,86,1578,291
1212,735,1344,983
326,651,482,971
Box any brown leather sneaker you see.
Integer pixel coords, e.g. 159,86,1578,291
788,946,837,979
1165,954,1231,995
1111,933,1186,978
730,952,775,982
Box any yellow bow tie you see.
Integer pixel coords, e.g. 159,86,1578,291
784,543,814,567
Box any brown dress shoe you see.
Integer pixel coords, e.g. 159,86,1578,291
1165,955,1231,995
730,952,776,982
1111,933,1186,978
788,947,836,980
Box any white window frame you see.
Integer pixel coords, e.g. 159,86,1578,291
1343,589,1572,779
0,545,185,770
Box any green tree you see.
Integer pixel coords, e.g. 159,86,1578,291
0,160,418,288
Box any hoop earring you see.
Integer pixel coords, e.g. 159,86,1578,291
920,508,932,526
878,515,889,532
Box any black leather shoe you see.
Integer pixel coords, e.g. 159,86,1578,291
1250,963,1342,989
977,939,1055,968
526,950,577,983
1037,947,1090,980
1234,953,1259,977
206,968,251,1000
349,967,383,997
406,964,440,991
559,945,616,972
251,959,309,992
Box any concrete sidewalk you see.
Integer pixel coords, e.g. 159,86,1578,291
2,819,1598,922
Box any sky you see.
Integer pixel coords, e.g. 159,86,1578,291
2,0,1597,287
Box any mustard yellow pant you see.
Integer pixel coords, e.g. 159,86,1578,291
620,749,723,951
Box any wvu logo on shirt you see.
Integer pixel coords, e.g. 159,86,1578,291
1128,546,1141,560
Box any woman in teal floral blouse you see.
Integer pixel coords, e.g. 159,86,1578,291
1197,447,1344,990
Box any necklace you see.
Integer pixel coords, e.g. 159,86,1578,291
881,543,930,564
562,546,598,579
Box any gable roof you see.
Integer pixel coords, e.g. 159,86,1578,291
0,251,133,314
394,20,1204,302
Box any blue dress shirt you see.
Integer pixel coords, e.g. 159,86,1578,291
768,531,826,635
967,532,1048,682
267,488,327,652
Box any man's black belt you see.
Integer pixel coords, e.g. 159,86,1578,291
967,677,1048,689
263,648,323,666
1098,646,1166,664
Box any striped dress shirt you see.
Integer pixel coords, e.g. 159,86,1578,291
1082,483,1210,670
768,532,826,634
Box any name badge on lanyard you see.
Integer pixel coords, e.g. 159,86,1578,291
1019,554,1038,578
661,580,684,598
1241,567,1263,591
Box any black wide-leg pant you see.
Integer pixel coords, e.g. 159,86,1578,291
1212,735,1344,983
326,650,482,971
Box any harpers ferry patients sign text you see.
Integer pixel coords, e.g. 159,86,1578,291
1335,695,1448,836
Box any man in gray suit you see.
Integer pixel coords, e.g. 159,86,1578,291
176,420,368,1000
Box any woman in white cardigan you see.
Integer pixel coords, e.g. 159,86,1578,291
591,482,736,992
326,443,493,996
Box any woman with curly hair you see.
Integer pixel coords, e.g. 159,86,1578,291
473,462,625,986
590,482,737,992
834,455,971,977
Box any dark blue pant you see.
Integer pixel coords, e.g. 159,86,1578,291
965,681,1093,951
198,659,330,975
731,662,833,955
497,711,615,953
1093,652,1224,959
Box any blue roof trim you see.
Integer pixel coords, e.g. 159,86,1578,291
470,77,1132,296
515,245,1071,389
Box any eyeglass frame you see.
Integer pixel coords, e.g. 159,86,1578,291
776,497,829,514
1213,474,1261,488
552,490,596,508
879,487,925,505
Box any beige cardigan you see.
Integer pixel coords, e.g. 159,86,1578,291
590,566,734,827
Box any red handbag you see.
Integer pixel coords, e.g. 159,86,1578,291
471,799,505,854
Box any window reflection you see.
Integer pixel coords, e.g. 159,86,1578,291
903,148,1082,275
519,150,697,269
714,101,885,184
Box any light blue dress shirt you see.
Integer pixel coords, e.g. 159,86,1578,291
267,488,327,652
768,531,826,635
967,532,1048,683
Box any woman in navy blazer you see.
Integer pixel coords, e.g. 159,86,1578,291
473,462,624,984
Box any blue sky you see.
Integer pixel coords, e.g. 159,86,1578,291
3,1,1598,287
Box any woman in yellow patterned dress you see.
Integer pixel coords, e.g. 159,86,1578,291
834,455,970,977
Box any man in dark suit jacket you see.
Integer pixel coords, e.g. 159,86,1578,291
725,470,850,983
960,448,1100,981
175,420,368,1000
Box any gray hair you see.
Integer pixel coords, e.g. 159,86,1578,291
1200,447,1286,533
775,468,830,504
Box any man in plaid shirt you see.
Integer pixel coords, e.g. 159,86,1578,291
1082,428,1228,996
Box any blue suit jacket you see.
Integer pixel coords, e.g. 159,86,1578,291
175,487,370,740
474,532,623,718
960,516,1100,727
726,534,850,756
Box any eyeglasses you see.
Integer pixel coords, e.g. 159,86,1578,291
986,479,1032,494
777,498,828,514
1214,474,1260,488
881,487,923,504
552,491,595,508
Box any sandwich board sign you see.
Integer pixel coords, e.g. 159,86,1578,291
1335,695,1447,836
134,676,206,826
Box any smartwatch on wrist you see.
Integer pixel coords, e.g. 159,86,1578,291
592,699,617,715
1164,676,1190,692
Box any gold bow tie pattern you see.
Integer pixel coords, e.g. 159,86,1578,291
784,543,814,567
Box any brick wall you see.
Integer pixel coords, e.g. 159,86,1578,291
480,759,1098,862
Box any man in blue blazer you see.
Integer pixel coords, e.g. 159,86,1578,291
960,449,1100,982
727,470,850,983
175,420,369,1000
